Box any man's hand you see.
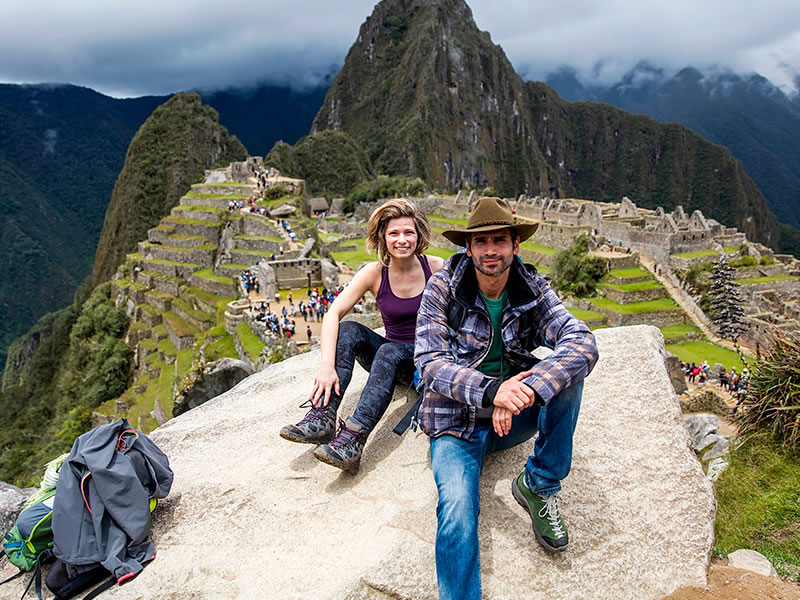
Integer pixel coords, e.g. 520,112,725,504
492,370,535,414
492,406,514,437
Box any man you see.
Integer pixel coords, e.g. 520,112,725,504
414,197,598,600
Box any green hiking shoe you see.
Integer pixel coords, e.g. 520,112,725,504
512,472,569,552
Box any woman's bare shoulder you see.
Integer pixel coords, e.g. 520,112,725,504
425,254,446,273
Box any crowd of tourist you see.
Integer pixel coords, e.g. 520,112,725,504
241,270,260,294
683,360,750,400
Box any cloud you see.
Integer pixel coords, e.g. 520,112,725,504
1,0,798,96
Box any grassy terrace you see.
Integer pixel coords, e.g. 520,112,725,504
659,324,702,341
600,280,663,292
734,275,799,284
331,237,371,267
609,267,651,278
673,249,721,259
231,248,279,259
586,297,680,314
426,246,458,260
193,268,235,284
146,258,203,269
142,241,193,253
163,216,220,227
163,311,197,338
157,337,178,356
665,340,749,371
177,204,220,212
185,190,249,199
206,334,237,361
236,322,263,362
236,234,284,242
567,307,605,322
172,296,214,324
152,324,168,339
520,240,557,255
715,434,800,580
429,215,468,226
153,224,174,232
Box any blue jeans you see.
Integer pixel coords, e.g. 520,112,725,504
429,381,583,600
327,321,415,432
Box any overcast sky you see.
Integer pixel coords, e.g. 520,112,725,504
2,0,798,98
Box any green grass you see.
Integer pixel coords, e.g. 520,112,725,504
586,297,680,314
722,247,740,253
172,297,214,324
600,280,663,292
205,334,238,361
659,324,703,341
146,257,202,268
168,234,205,241
185,190,249,199
231,248,278,259
429,215,468,226
236,322,263,362
176,204,220,212
520,240,557,255
235,234,283,242
715,433,800,580
567,307,605,322
426,246,458,260
129,320,149,332
672,249,720,259
331,237,372,268
152,324,168,340
139,338,157,352
164,216,220,227
194,268,235,284
665,340,749,371
734,275,799,284
608,267,651,278
163,311,197,338
157,337,178,356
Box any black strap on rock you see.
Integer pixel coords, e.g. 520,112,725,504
82,577,115,600
0,570,24,586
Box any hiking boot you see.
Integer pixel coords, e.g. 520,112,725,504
511,472,569,552
279,400,336,445
312,418,368,472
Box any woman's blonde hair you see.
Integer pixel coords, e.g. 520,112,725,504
366,199,432,266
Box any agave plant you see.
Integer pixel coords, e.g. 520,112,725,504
734,331,800,448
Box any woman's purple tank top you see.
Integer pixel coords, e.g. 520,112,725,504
376,255,433,343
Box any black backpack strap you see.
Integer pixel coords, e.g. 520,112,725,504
82,577,115,600
393,297,467,437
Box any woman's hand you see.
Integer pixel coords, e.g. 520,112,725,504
311,364,340,407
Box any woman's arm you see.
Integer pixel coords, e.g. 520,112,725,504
311,263,380,406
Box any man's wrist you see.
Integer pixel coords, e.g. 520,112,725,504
483,378,502,408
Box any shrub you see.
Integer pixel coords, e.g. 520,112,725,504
263,185,289,200
734,331,800,448
342,175,428,213
551,233,606,297
730,255,758,268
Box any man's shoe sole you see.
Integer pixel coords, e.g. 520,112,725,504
312,446,360,472
511,477,568,553
279,426,333,445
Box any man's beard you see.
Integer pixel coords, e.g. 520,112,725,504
471,253,512,277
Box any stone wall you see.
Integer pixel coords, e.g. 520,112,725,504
601,286,667,304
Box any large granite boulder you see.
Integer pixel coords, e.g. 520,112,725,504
0,482,35,535
2,326,715,599
172,358,254,417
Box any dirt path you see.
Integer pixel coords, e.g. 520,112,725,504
664,563,800,599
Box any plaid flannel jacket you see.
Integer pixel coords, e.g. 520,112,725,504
414,252,599,439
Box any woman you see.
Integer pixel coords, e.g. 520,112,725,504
280,199,444,472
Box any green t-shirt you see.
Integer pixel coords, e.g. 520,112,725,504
478,290,511,381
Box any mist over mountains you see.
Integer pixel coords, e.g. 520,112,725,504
545,63,800,231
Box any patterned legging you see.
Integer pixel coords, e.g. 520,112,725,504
327,320,415,432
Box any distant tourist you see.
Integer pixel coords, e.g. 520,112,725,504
280,199,444,472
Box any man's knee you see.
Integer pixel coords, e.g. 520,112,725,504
436,482,480,538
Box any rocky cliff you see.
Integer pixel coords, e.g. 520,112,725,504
91,93,247,287
2,326,715,599
308,0,780,249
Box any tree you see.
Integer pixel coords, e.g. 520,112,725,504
708,255,748,342
551,233,606,297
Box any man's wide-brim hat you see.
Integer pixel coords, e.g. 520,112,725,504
442,197,539,246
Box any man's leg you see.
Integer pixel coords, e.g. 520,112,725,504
430,429,491,600
491,381,583,552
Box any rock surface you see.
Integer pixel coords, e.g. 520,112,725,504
1,325,716,599
0,482,35,535
727,549,779,578
172,358,254,417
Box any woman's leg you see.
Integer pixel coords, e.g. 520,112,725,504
280,321,385,445
313,341,415,471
